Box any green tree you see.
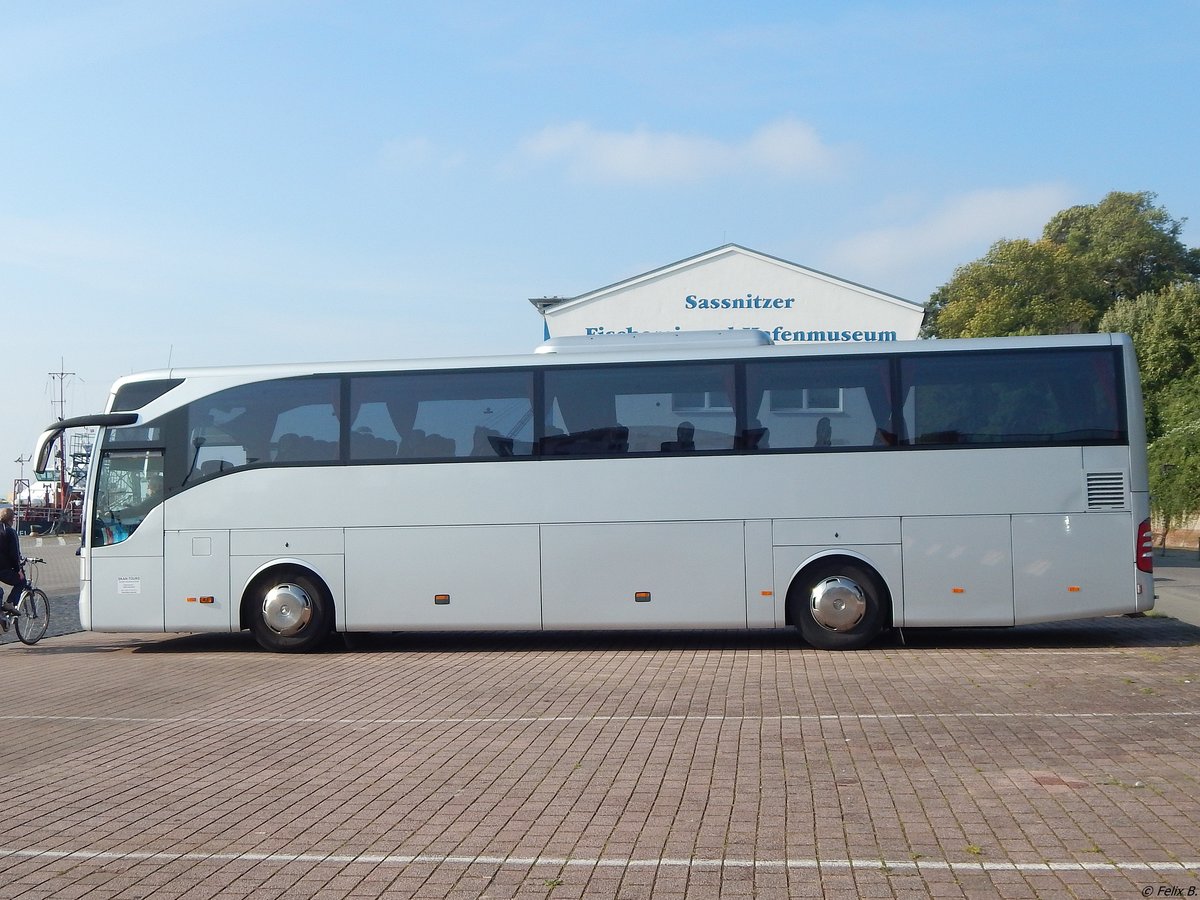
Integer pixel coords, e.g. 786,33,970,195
1043,191,1200,309
1100,282,1200,437
922,238,1101,338
925,190,1200,340
1100,283,1200,532
1145,377,1200,537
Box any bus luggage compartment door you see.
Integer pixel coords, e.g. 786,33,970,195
164,530,233,632
344,525,541,630
901,516,1014,627
540,521,746,629
1012,512,1134,622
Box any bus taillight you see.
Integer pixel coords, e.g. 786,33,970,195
1136,518,1154,574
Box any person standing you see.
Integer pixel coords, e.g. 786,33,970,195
0,506,29,616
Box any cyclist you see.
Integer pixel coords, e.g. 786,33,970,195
0,506,29,617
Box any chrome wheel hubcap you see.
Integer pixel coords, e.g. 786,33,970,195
262,583,312,636
810,576,867,632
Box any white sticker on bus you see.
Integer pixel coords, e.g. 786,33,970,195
117,577,142,595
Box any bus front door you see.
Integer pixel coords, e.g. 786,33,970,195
88,509,166,632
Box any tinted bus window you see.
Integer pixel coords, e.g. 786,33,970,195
350,370,535,460
543,363,736,455
745,357,894,450
900,348,1126,446
111,378,183,411
93,449,164,546
186,377,342,477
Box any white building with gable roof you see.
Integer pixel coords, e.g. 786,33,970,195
532,244,925,343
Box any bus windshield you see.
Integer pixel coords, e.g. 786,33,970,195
92,449,164,546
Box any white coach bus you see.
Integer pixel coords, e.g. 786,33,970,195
35,330,1153,652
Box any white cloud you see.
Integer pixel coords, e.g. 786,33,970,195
742,119,841,176
824,183,1076,298
519,117,844,184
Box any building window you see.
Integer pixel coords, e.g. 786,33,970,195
767,387,844,414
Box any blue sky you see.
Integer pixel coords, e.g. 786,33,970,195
3,0,1199,496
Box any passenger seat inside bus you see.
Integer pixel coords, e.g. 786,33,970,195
661,421,696,452
736,423,769,450
275,433,338,461
198,459,231,478
814,417,832,447
351,428,398,459
397,429,457,458
540,425,629,455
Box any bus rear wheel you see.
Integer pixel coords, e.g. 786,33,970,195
789,561,887,651
248,571,332,652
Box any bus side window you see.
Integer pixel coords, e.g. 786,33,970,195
188,377,342,472
898,349,1125,447
350,370,535,461
744,357,891,451
545,363,735,456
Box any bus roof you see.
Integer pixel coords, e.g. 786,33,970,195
107,330,1132,396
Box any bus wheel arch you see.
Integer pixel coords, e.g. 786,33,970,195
242,564,334,652
785,554,892,651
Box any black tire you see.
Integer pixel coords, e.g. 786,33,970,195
247,571,333,652
16,588,50,645
788,561,887,651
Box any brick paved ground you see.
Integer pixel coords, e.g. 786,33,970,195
2,609,1199,898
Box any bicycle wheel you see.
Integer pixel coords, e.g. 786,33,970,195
15,588,50,645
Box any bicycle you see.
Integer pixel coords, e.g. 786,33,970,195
2,557,50,645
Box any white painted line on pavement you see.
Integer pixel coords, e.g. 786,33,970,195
0,710,1197,726
0,846,1198,874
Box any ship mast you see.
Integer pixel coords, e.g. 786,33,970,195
48,360,76,511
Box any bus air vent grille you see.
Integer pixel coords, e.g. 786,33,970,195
1086,472,1126,509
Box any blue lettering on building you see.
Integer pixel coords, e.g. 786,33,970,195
583,325,898,342
684,293,796,310
770,327,898,342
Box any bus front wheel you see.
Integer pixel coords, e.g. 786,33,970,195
248,570,333,652
789,561,888,651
